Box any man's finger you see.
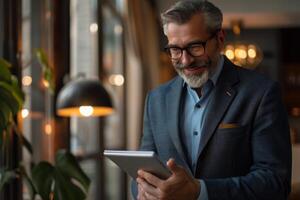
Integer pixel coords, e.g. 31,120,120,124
138,170,163,188
166,158,182,175
137,177,159,197
144,192,158,200
138,184,149,200
137,184,142,200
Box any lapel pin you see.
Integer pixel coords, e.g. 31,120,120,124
226,91,232,96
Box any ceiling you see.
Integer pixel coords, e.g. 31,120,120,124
156,0,300,28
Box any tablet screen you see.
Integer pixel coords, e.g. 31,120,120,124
104,150,171,179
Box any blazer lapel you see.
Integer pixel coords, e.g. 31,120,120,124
166,77,188,164
197,58,240,159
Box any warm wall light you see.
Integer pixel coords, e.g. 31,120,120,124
90,23,98,33
22,76,32,86
114,25,123,35
42,78,50,88
44,123,52,135
56,79,113,117
225,20,263,69
21,109,29,118
108,74,124,86
224,43,263,69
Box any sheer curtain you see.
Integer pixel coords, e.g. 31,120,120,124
125,0,160,150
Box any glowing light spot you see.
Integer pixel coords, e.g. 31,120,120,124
248,48,257,58
42,79,50,88
22,76,32,86
225,49,235,60
109,74,124,86
21,109,29,118
45,123,52,135
79,106,94,117
235,48,247,59
90,23,98,33
114,25,123,35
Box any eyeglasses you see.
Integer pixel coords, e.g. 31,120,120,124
165,31,219,60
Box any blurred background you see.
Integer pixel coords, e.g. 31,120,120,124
0,0,300,199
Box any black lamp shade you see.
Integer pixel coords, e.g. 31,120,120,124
56,79,113,117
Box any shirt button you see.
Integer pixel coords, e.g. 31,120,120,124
193,131,198,136
195,103,201,108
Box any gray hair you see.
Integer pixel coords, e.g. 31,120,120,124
161,0,223,35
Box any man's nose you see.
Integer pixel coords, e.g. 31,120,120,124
181,50,194,65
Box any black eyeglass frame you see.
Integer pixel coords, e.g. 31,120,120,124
164,29,220,60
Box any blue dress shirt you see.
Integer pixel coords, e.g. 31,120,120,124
181,56,224,200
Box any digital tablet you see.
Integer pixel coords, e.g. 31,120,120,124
103,150,171,180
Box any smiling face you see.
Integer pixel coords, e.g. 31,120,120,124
165,14,225,88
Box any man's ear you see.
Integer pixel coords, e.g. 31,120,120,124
217,29,226,49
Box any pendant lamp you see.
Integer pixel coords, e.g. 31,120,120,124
56,79,113,117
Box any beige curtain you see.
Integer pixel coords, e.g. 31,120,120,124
125,0,160,149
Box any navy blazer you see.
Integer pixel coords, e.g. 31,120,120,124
132,57,291,200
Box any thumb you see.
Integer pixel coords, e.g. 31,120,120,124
166,158,181,174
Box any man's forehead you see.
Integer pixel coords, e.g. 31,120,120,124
166,24,209,44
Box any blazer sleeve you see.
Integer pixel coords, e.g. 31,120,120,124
204,82,292,200
131,94,157,199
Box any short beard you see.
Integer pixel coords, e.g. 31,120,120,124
177,69,208,88
174,62,210,88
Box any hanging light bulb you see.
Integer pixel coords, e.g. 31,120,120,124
79,106,94,117
248,45,257,59
224,20,263,69
225,45,235,60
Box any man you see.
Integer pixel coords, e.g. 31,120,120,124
132,1,291,199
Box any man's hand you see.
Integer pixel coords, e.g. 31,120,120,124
136,158,200,200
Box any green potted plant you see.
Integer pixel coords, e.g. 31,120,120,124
0,52,90,200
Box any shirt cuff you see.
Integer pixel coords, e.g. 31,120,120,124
197,179,209,200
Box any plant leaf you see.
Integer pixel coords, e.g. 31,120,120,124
32,156,90,200
0,127,3,148
20,134,33,154
11,76,25,103
35,49,49,67
0,100,11,129
19,165,37,199
53,169,86,200
15,129,33,154
35,49,55,93
0,59,12,83
0,58,12,68
32,162,55,200
11,120,33,154
0,88,20,117
55,150,91,191
0,82,24,112
0,168,18,191
0,101,11,149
